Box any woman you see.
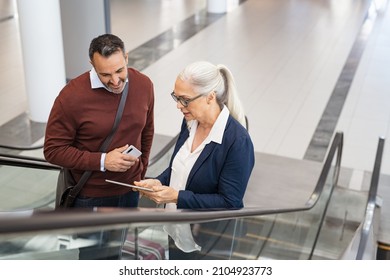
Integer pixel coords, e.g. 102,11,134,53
134,61,255,258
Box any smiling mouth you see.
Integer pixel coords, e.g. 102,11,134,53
110,84,123,92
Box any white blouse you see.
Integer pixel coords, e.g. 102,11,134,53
164,106,230,252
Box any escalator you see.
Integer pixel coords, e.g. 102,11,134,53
0,132,384,260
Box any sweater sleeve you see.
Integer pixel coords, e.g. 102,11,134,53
43,93,101,171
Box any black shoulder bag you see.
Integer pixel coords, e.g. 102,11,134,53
55,83,129,208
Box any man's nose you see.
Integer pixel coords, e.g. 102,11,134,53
111,75,120,85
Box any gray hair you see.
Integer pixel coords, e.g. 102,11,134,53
178,61,246,127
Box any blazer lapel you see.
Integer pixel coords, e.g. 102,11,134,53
186,141,217,187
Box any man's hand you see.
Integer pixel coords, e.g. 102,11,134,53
104,145,139,172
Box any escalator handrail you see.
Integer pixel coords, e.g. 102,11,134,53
0,205,313,235
148,133,179,166
305,132,343,207
356,136,385,259
0,132,344,237
0,133,180,170
0,143,44,151
307,131,343,259
0,152,48,163
0,154,61,170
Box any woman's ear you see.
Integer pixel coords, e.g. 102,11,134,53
207,91,216,103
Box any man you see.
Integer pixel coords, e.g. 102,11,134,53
44,34,154,208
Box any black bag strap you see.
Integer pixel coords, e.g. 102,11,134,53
66,82,129,203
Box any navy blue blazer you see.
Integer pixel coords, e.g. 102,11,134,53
156,115,255,209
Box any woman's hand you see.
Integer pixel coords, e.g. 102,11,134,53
134,179,162,189
134,179,178,205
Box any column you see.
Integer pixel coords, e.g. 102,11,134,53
207,0,227,13
60,0,110,80
16,0,66,123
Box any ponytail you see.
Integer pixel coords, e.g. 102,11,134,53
179,61,247,128
217,65,246,127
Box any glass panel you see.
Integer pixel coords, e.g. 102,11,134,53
224,145,348,260
0,227,129,260
164,219,239,260
0,164,59,211
310,154,368,259
0,217,169,260
145,144,175,178
123,226,168,260
312,187,367,259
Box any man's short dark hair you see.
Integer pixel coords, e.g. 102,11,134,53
89,34,126,60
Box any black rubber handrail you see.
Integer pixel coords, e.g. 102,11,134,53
308,131,343,259
0,132,344,238
0,143,44,150
148,133,179,167
0,154,60,170
0,133,180,170
356,136,385,259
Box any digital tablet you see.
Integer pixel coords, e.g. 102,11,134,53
105,179,154,192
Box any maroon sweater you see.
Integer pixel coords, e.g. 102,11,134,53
44,68,154,197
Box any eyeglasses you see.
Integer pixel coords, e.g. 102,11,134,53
171,91,204,107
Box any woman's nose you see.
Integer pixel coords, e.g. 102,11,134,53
176,101,184,109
